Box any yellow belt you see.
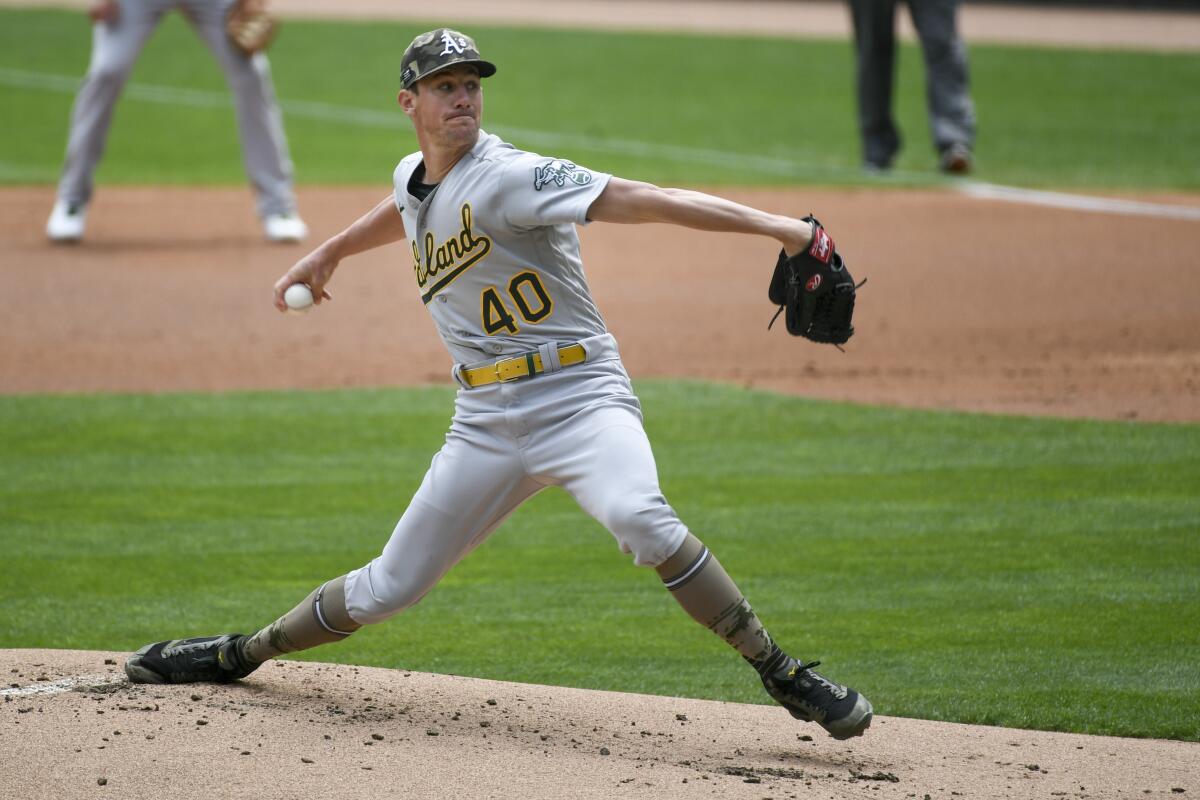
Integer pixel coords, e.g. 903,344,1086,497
460,344,587,388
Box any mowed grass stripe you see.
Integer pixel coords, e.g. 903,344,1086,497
1,383,1197,740
0,65,858,183
1,9,1198,189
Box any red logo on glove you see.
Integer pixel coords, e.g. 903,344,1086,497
808,227,833,264
806,274,822,292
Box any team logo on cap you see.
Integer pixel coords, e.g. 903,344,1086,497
533,159,593,191
440,31,468,55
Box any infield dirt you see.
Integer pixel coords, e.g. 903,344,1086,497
2,185,1198,421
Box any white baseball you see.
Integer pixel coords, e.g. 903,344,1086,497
284,283,314,312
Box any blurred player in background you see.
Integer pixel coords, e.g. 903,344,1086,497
848,0,976,174
45,0,307,243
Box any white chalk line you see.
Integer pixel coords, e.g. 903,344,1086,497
3,67,1198,221
1,673,124,698
958,181,1200,222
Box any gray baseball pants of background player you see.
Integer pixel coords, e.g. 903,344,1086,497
848,0,976,171
55,0,298,218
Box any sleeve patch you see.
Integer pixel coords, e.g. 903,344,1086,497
533,159,593,191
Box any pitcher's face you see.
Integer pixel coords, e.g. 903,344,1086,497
400,65,483,150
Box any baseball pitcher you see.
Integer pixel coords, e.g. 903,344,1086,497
124,28,872,741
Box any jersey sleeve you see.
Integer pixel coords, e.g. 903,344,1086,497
498,153,612,229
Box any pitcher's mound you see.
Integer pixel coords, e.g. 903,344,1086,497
1,649,1195,798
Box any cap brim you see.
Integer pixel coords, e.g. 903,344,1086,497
408,59,497,88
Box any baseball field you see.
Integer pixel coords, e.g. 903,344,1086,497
1,2,1199,798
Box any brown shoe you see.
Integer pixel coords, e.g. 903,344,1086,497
940,144,973,175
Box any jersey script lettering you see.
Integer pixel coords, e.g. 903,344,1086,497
414,203,493,305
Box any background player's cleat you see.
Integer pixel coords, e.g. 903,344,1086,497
760,658,873,740
263,213,309,243
862,158,893,175
939,143,973,175
124,634,258,684
46,200,88,242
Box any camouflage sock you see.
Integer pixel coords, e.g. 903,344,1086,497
655,533,781,666
240,574,361,665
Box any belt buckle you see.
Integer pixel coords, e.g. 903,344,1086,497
494,354,527,383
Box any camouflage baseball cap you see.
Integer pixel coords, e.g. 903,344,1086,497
400,28,497,90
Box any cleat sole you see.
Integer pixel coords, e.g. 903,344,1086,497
823,695,874,740
124,657,167,684
829,711,872,740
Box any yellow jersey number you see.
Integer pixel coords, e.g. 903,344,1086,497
481,270,553,335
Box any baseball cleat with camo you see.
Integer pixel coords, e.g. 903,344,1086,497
124,634,258,684
760,658,873,740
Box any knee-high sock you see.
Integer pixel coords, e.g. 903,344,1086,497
656,533,790,677
240,574,361,665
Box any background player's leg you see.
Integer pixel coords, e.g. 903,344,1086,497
848,0,902,170
49,0,162,238
908,0,975,170
183,0,300,223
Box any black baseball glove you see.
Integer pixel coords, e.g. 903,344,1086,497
767,216,863,346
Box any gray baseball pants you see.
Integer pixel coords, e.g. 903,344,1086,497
344,336,690,625
848,0,976,167
55,0,297,217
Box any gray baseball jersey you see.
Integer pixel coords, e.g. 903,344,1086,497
343,132,689,623
393,131,612,367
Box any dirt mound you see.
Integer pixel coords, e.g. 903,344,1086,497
2,649,1196,799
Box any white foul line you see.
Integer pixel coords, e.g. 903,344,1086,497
1,673,124,697
958,181,1200,222
2,67,1198,222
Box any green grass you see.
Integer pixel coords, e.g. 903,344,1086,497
1,8,1198,189
1,383,1197,741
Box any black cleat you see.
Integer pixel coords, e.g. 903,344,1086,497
761,659,873,740
124,634,258,684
